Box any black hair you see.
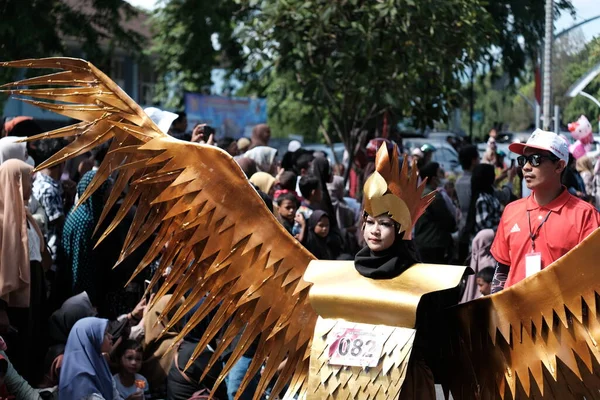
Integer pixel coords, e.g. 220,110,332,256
278,171,297,191
471,164,495,195
116,339,143,359
464,164,496,237
276,191,299,207
476,266,495,284
459,145,479,170
174,111,187,122
294,152,314,175
31,138,66,166
217,137,236,150
9,119,42,137
91,141,110,165
299,175,320,199
418,162,440,181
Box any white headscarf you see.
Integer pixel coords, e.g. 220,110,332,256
0,136,27,164
243,146,278,172
144,107,179,135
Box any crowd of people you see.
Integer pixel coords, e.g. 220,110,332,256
0,111,599,399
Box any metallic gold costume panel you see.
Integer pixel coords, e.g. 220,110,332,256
308,318,415,399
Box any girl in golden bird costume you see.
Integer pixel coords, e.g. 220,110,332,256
4,58,600,400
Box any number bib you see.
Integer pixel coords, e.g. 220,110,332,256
327,322,386,368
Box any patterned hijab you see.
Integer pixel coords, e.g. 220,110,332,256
0,159,43,307
62,171,110,299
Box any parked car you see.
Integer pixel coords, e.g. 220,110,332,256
402,137,462,175
302,143,346,164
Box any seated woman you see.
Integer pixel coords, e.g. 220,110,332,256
40,291,97,389
59,317,118,400
141,295,184,397
166,299,227,400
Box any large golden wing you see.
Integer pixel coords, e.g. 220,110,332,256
442,229,600,399
1,57,316,399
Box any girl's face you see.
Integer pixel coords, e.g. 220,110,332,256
121,349,143,374
278,199,297,222
314,216,330,238
363,215,396,252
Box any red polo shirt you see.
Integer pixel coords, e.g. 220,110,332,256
491,188,600,288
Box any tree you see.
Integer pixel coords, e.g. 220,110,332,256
150,0,247,109
0,0,145,107
562,37,600,126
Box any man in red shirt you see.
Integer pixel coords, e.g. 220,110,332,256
490,129,600,292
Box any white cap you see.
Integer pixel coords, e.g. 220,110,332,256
508,129,569,163
143,107,179,135
288,140,302,152
411,148,424,158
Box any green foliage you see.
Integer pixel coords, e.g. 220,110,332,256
237,0,491,152
150,0,246,109
0,0,145,108
562,37,600,125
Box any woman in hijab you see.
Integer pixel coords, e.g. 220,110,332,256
141,295,184,393
0,136,47,235
0,136,27,164
0,159,47,382
41,292,97,389
464,164,502,244
249,172,276,198
57,170,111,307
243,146,277,174
460,229,496,303
59,317,118,400
310,157,346,254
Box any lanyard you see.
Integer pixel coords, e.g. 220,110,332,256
527,210,551,252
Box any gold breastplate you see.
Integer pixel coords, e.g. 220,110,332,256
303,261,466,399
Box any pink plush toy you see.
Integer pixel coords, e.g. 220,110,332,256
568,115,593,145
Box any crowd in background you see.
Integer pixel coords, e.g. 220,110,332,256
0,112,599,399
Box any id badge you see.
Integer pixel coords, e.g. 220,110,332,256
525,252,542,277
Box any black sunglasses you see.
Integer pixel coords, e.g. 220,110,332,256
516,153,558,167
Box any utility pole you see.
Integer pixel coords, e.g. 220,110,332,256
542,0,554,130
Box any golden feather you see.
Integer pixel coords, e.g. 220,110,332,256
441,229,600,399
1,57,316,400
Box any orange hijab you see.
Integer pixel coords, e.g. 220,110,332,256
0,159,43,307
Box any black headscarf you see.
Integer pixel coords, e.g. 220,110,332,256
303,210,337,260
48,293,96,345
354,231,421,279
310,157,338,226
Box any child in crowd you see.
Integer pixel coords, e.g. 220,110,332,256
476,267,495,297
299,210,339,260
275,192,299,235
276,171,298,193
114,340,149,400
292,175,322,237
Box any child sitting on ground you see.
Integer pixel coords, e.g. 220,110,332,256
476,267,495,297
114,340,149,400
275,192,299,235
